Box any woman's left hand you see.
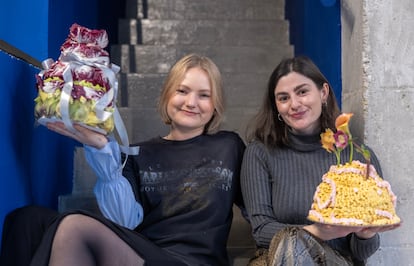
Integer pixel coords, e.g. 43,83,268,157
354,223,401,239
303,222,401,241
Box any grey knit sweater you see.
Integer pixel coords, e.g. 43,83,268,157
241,131,382,261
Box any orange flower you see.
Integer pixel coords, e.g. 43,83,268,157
321,113,371,166
320,128,335,152
335,113,353,134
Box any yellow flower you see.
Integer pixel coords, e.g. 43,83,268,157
321,113,371,165
335,113,353,134
320,128,335,152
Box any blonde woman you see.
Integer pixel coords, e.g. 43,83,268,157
1,54,246,266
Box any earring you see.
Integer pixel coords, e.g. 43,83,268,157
278,113,283,122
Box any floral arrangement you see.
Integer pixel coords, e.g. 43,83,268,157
34,23,118,134
320,113,372,175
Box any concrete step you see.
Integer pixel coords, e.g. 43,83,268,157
117,73,167,107
111,44,293,74
117,106,259,144
221,107,260,140
114,72,266,143
126,0,285,20
227,205,256,265
118,106,170,144
58,194,100,213
116,72,270,109
117,18,290,46
221,72,271,108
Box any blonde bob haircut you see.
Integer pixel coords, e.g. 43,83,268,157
158,54,225,134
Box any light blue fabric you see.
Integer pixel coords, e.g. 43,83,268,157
84,140,143,229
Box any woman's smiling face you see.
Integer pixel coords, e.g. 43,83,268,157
274,71,329,135
166,67,215,136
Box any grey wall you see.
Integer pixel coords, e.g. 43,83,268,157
341,0,414,264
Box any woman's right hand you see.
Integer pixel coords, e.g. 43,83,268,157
46,121,108,149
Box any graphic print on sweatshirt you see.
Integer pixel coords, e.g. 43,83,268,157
139,158,234,215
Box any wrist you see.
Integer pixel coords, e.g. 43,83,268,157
96,135,109,149
303,224,327,241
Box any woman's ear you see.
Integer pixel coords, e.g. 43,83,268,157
321,83,330,102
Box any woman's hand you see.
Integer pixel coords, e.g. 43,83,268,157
303,222,401,241
46,121,108,149
354,223,401,239
303,223,357,241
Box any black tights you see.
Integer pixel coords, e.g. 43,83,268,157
49,214,144,266
1,206,186,266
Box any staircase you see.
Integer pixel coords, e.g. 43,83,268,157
59,0,293,265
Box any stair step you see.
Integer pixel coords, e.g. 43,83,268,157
118,73,167,107
111,44,293,74
118,18,290,46
125,0,285,20
222,72,270,108
117,72,269,108
118,107,170,144
117,106,260,144
59,194,100,213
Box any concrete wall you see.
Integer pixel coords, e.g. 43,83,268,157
341,0,413,264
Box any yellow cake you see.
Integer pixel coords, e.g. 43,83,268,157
308,160,400,226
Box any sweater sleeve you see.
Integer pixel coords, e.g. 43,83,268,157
241,142,295,247
83,140,143,229
325,232,379,262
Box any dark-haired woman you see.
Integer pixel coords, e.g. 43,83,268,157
241,56,399,265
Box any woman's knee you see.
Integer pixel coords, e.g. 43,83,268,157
54,214,97,240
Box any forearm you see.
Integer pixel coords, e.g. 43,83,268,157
304,224,380,260
93,176,143,229
250,216,298,247
84,140,143,229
